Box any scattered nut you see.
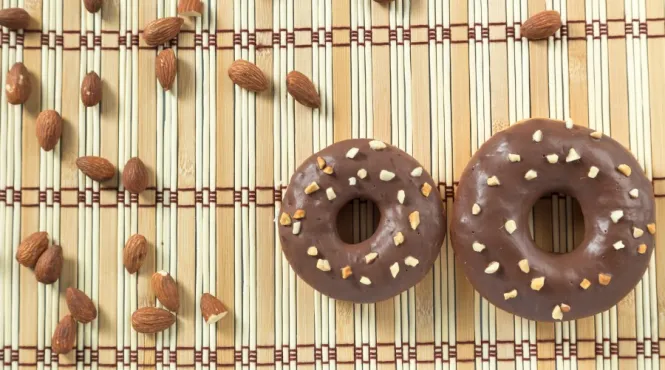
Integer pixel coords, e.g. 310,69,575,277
316,157,326,169
305,182,320,194
341,265,353,279
580,278,591,289
390,262,400,278
612,240,625,250
552,305,563,320
316,259,331,271
369,140,387,150
487,176,500,186
560,303,571,313
637,244,648,254
484,261,500,274
647,223,656,235
524,170,537,180
566,148,581,162
530,277,545,291
518,259,530,273
359,276,372,285
629,189,639,198
393,232,404,246
617,164,631,177
410,167,423,177
508,153,521,162
409,211,420,230
346,147,359,159
610,210,623,223
379,170,395,181
472,242,486,252
546,154,559,164
357,168,368,179
292,222,301,235
505,220,517,234
588,166,599,178
293,209,306,219
364,252,378,264
397,190,405,204
323,166,334,175
598,273,611,286
421,183,433,197
472,203,481,215
307,246,318,256
532,130,543,142
633,227,644,238
590,131,603,139
504,289,518,300
326,187,336,200
404,256,419,267
348,177,356,186
565,118,574,129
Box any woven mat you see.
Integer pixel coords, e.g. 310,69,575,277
1,0,663,369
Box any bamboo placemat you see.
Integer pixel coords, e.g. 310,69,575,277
0,0,663,369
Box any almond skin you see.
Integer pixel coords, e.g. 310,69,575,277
521,10,562,40
83,0,103,13
151,271,180,312
228,60,269,92
143,17,184,46
16,231,49,268
131,307,176,333
286,71,320,108
66,287,97,324
35,110,63,151
52,315,76,354
76,156,115,182
0,8,31,30
123,234,147,274
81,71,102,107
34,245,63,284
200,293,228,324
178,0,203,16
156,49,177,91
122,157,149,194
5,62,31,105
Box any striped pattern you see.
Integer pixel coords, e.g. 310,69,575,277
0,0,662,369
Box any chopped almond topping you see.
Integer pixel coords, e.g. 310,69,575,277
566,148,581,162
530,277,545,291
393,232,404,246
560,303,571,313
617,164,631,177
484,261,500,274
390,262,400,278
524,170,537,180
293,209,306,219
341,265,353,279
326,187,336,200
505,220,517,234
487,176,500,186
316,259,331,271
307,246,318,256
409,211,420,230
316,157,326,169
610,210,623,223
397,190,405,204
518,259,530,273
359,276,371,285
629,189,639,198
472,203,481,215
379,170,395,181
647,223,656,235
410,167,423,177
633,227,644,238
292,222,301,235
357,168,368,179
504,289,518,300
552,305,563,320
598,273,611,286
364,252,378,264
637,244,648,254
305,182,320,194
588,166,599,178
508,153,521,162
279,212,292,226
472,242,485,252
546,154,559,164
580,278,591,290
590,131,603,139
369,140,387,150
346,147,359,159
404,256,419,267
349,177,357,186
323,166,334,175
421,183,432,197
532,130,543,142
613,240,625,250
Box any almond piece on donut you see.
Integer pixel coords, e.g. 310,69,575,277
326,188,336,200
524,170,537,180
341,265,353,279
293,209,306,219
610,210,623,224
357,168,368,179
532,130,543,142
617,164,631,177
316,157,326,169
590,131,603,139
379,170,395,181
486,176,500,186
410,167,423,177
504,289,518,300
323,166,334,175
546,154,559,164
369,140,386,150
552,305,563,320
397,190,405,204
637,244,648,254
565,148,581,162
580,278,592,290
598,273,612,286
349,177,357,186
421,183,433,197
588,166,599,178
359,276,372,285
364,252,378,264
279,213,292,226
647,223,656,235
390,262,400,278
393,232,404,246
307,246,318,256
530,277,545,291
560,303,571,313
633,227,644,238
484,261,500,274
404,256,419,267
518,259,530,273
346,147,359,159
612,240,625,250
508,153,521,162
409,211,420,230
472,242,485,252
292,222,301,235
305,182,320,194
629,189,639,198
505,220,517,234
316,259,331,271
472,203,481,215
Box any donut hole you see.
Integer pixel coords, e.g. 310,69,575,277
529,191,585,254
336,198,381,244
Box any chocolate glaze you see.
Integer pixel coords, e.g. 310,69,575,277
279,139,447,303
451,118,656,321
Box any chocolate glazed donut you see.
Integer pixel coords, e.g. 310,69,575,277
451,118,656,321
279,139,447,303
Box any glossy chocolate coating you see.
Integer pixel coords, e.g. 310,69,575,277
279,139,447,303
451,118,655,321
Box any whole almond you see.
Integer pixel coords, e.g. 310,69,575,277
66,287,97,323
83,0,103,13
521,10,562,40
228,60,269,92
16,231,49,268
143,17,184,46
35,244,63,284
151,271,180,312
123,234,148,274
52,315,76,354
200,293,228,324
81,71,102,107
122,157,149,194
5,62,31,105
156,49,177,91
35,110,63,151
131,307,176,333
286,71,320,108
0,8,30,29
178,0,203,16
76,156,115,182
